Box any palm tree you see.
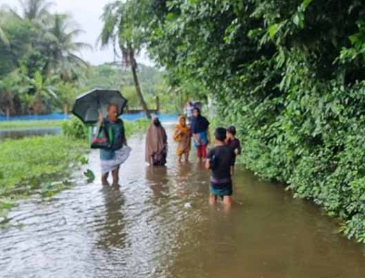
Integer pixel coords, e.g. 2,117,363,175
100,1,151,119
44,13,91,81
13,0,54,22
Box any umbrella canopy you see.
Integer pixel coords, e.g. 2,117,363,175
72,88,128,124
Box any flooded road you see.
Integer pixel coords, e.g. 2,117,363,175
1,127,365,278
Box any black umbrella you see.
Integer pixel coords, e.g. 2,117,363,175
72,88,128,124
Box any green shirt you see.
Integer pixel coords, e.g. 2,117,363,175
100,119,126,161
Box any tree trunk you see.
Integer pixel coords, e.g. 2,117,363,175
5,108,10,121
63,104,69,116
156,96,160,113
129,52,151,119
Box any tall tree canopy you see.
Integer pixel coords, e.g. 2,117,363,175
0,3,90,116
100,0,151,119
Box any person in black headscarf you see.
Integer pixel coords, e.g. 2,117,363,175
190,108,210,162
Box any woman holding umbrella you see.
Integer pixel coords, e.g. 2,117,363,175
98,104,130,186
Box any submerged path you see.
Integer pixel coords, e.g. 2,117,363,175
1,127,365,278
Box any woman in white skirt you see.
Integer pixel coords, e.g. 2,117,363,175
98,104,131,187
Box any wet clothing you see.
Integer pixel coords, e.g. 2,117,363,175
227,138,241,164
100,119,127,161
207,145,235,196
101,147,131,175
99,118,129,174
191,115,210,134
210,185,232,196
145,120,168,166
227,138,241,155
173,116,191,156
197,144,208,158
191,115,209,158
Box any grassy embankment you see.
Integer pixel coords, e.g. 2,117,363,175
0,120,65,130
0,118,149,219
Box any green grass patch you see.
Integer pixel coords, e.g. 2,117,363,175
0,120,66,130
0,135,87,218
124,119,150,137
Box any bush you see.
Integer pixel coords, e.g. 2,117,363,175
137,0,365,242
62,117,88,140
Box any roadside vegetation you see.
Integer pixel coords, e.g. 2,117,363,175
0,120,65,129
107,0,365,243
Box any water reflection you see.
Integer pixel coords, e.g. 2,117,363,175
145,166,168,202
97,185,126,249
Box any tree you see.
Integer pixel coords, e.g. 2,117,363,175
100,0,151,119
44,13,91,81
12,0,54,22
31,71,57,114
55,81,78,115
0,72,20,119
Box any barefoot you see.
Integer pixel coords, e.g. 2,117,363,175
112,182,120,188
101,179,110,186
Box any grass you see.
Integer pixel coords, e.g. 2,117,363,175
124,119,150,137
0,120,66,130
0,135,87,219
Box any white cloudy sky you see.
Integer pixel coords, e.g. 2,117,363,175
0,0,153,66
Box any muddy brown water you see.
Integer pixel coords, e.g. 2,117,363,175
1,126,365,278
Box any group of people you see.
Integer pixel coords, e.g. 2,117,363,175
98,103,241,205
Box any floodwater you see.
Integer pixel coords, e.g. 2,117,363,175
1,127,365,278
0,128,60,140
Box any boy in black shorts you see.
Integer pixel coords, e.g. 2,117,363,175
205,127,235,205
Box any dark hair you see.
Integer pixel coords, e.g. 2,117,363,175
153,117,161,127
214,127,227,142
227,126,236,136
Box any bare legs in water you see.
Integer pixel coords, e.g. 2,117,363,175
101,167,120,187
178,153,190,163
209,194,232,206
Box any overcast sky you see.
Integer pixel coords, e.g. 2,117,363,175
0,0,153,66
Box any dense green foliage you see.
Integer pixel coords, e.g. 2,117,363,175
0,0,174,118
61,117,88,139
120,0,365,241
0,0,91,116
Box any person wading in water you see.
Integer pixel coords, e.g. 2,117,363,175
145,117,168,166
98,104,130,187
173,115,191,163
191,108,210,162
